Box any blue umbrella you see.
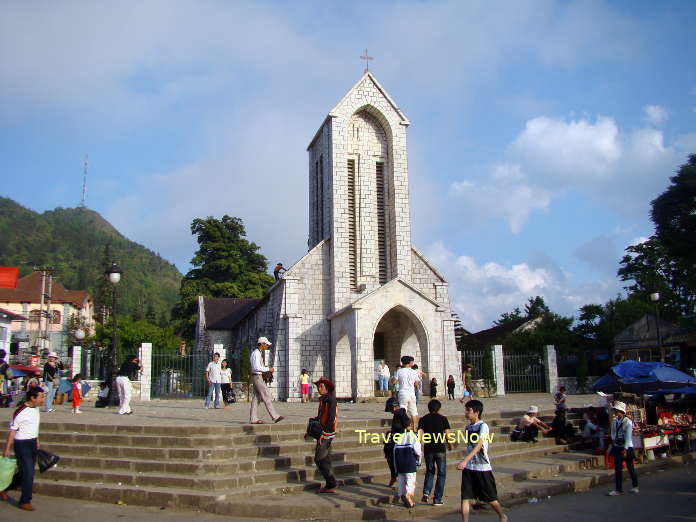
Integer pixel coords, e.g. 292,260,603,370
591,361,696,394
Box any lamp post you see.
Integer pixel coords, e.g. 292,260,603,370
650,292,664,363
105,263,122,405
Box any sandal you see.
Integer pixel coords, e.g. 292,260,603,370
250,420,265,424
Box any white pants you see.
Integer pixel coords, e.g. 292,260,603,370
397,472,417,496
116,376,132,414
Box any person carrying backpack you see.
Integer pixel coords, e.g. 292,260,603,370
393,416,422,508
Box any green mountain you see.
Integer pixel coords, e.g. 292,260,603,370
0,197,182,324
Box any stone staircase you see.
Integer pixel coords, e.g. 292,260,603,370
15,408,606,519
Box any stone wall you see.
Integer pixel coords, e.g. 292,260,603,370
557,376,600,395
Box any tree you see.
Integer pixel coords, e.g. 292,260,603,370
524,296,550,318
651,154,696,266
618,155,696,317
172,216,276,342
493,307,523,327
618,237,695,317
94,316,181,362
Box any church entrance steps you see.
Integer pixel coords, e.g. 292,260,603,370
206,454,694,521
17,406,591,515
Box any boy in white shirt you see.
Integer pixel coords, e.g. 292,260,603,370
456,399,507,522
395,356,421,427
2,387,45,511
393,418,422,508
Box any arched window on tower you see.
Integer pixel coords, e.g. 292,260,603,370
376,161,388,284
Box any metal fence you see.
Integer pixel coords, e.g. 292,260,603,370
80,347,108,381
503,352,546,393
461,350,486,380
151,352,209,399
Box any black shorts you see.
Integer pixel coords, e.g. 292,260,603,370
461,469,498,502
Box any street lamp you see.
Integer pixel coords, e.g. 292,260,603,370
650,292,664,363
105,262,123,405
74,328,85,341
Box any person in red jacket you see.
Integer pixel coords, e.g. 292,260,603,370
314,377,338,493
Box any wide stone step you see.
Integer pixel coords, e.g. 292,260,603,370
43,440,570,493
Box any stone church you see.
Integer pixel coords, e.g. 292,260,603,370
196,72,461,401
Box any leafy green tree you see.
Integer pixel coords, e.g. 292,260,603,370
524,296,550,318
503,312,575,354
94,316,181,362
172,216,275,342
493,307,523,327
651,154,696,266
618,237,694,317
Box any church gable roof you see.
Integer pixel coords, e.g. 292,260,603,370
308,72,410,150
328,277,444,320
329,72,410,124
202,297,261,330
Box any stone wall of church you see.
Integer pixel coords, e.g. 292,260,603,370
410,248,446,301
308,121,333,250
331,280,462,399
283,239,332,400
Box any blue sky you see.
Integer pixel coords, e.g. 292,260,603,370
2,1,695,330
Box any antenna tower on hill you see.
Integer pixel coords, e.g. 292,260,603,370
81,155,88,208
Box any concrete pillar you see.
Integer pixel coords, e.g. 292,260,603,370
71,346,82,378
493,345,505,396
544,345,558,394
213,344,226,361
139,342,152,401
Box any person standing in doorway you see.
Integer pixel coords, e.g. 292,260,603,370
204,352,222,409
314,377,338,493
2,387,45,511
249,337,284,424
220,359,233,408
608,401,639,496
42,352,59,413
395,356,421,429
116,355,142,415
300,369,310,403
377,360,390,397
413,364,425,404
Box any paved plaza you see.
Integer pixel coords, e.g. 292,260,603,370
0,392,600,427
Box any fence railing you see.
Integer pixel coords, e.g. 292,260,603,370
80,347,108,381
503,351,546,393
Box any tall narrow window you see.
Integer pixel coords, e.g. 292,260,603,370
318,155,324,239
347,159,357,291
314,160,320,241
376,162,388,284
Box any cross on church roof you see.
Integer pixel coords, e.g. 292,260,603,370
360,48,374,73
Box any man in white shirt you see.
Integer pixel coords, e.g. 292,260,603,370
376,360,390,397
395,355,421,426
204,353,222,409
249,337,284,424
2,387,45,511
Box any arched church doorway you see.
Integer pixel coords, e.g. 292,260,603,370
373,306,429,396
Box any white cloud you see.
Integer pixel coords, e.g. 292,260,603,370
643,105,668,126
425,241,621,331
450,163,551,234
448,112,690,235
630,236,649,246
